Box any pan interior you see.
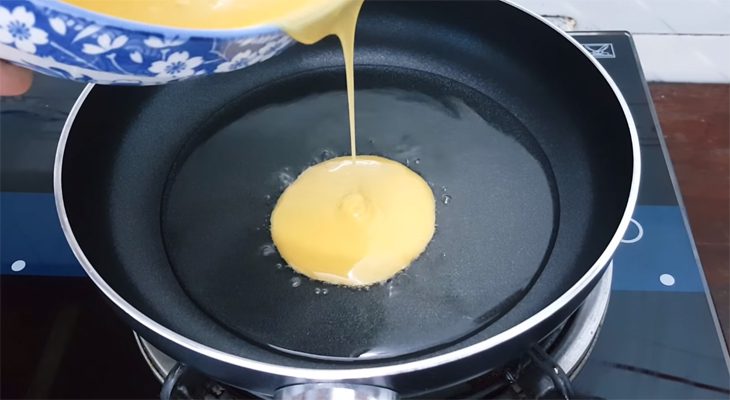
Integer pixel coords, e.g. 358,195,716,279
161,69,558,362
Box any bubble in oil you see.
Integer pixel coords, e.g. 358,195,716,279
276,168,295,188
441,194,452,205
279,173,294,187
310,149,336,165
322,149,336,159
259,243,277,256
275,263,283,270
387,282,398,298
414,158,421,165
290,277,302,287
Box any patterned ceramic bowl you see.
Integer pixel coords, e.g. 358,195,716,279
0,0,295,85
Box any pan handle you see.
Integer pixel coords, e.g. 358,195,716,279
274,383,398,400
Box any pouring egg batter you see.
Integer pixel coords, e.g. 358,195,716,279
63,0,436,286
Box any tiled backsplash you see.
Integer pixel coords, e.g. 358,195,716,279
514,0,730,83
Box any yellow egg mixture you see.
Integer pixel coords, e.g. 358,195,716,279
63,0,436,286
271,156,435,286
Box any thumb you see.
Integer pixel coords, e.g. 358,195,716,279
0,61,33,96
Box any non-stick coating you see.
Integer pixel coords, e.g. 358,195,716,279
60,1,634,371
162,77,558,361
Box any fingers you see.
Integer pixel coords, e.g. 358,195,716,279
0,61,33,96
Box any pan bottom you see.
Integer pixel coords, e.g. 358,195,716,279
161,70,558,362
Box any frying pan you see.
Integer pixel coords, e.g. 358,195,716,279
55,0,639,397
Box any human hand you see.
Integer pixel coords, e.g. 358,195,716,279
0,61,33,96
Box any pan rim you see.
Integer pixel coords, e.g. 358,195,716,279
54,0,641,382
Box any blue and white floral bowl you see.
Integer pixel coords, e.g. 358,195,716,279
0,0,295,85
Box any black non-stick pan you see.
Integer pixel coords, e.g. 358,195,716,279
55,0,639,397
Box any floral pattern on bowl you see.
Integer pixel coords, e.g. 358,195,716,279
0,0,295,85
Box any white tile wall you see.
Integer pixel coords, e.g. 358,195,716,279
513,0,730,82
516,0,730,33
634,0,730,34
634,34,730,82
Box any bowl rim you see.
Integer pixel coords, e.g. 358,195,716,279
33,0,284,39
